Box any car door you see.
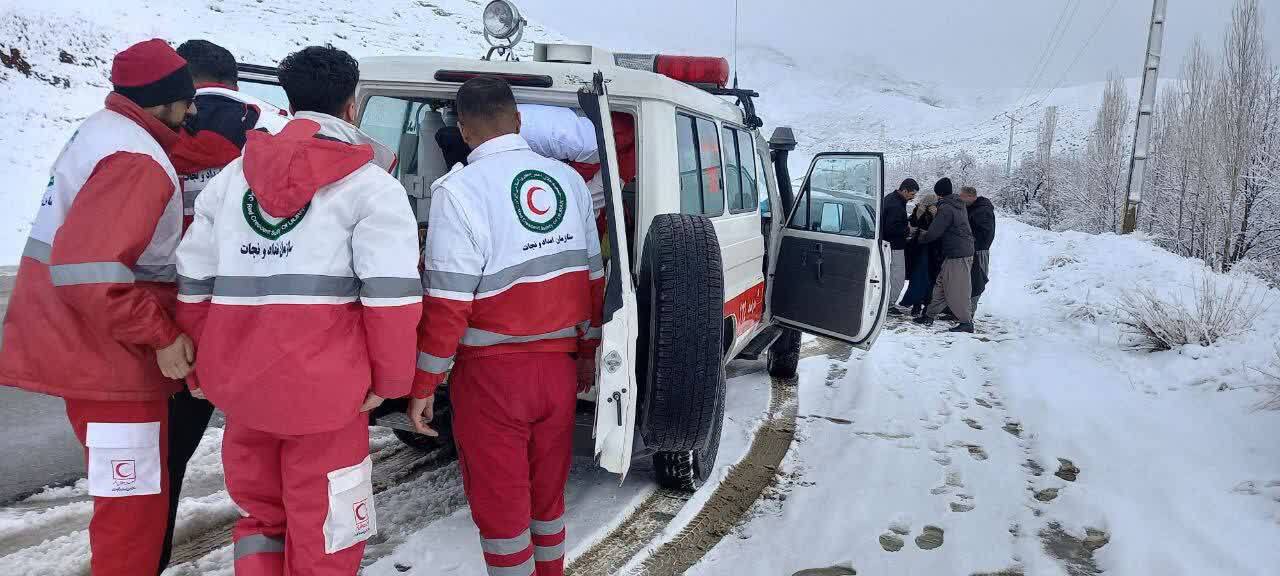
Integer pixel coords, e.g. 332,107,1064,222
768,152,889,349
578,73,640,479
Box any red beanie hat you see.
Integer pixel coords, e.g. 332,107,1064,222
112,39,196,107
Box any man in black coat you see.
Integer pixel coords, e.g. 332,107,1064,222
961,186,995,316
914,178,976,332
881,178,918,315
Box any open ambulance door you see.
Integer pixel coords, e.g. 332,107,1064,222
768,153,890,350
579,73,639,479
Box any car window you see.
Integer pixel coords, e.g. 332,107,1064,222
240,81,289,112
786,155,878,240
360,96,430,179
676,113,725,217
758,145,772,217
722,127,742,212
722,127,759,215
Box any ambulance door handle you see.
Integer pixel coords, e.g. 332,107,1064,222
609,391,623,426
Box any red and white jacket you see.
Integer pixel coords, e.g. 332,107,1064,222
0,93,185,402
414,133,604,398
175,114,421,435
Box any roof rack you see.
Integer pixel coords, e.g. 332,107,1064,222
704,87,763,130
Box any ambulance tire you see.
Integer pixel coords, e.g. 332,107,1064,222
767,327,802,379
637,214,725,454
653,379,724,491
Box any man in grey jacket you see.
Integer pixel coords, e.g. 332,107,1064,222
913,177,976,333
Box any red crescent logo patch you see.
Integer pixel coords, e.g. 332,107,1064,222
112,460,135,481
526,186,550,216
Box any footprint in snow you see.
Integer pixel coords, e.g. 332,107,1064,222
915,525,945,550
1002,422,1023,437
975,397,993,409
879,532,905,552
792,566,857,576
950,493,975,512
1055,459,1080,482
952,366,968,379
963,418,983,430
1034,488,1059,502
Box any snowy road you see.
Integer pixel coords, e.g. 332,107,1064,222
0,269,86,503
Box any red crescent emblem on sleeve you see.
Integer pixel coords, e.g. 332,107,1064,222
114,461,134,479
526,186,550,216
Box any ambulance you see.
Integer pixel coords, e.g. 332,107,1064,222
236,0,890,491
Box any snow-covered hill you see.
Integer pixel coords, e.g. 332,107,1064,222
734,41,1163,176
1,0,1153,265
0,0,566,264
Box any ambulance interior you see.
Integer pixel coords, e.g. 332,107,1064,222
358,96,637,260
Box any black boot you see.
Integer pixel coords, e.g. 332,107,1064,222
911,304,921,316
888,306,904,316
913,315,934,326
948,322,975,333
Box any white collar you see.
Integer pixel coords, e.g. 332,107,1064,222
467,133,530,164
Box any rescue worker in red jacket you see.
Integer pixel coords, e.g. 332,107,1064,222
154,38,281,574
0,39,196,576
410,76,604,576
175,45,421,575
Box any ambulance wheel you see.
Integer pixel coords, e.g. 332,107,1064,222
767,327,802,379
653,379,724,492
636,214,725,453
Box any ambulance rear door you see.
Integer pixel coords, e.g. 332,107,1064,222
578,73,639,479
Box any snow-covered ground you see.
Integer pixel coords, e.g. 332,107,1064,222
5,218,1278,575
689,219,1280,576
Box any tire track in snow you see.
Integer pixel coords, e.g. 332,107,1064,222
568,345,846,575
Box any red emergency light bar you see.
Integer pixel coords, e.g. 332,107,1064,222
614,53,730,88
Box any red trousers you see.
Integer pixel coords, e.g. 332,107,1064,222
452,352,577,576
223,415,372,576
64,397,170,576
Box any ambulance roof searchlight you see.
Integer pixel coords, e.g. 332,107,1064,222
482,0,527,61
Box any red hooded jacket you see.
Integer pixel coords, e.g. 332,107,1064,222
175,115,422,434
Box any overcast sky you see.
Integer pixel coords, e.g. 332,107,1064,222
518,0,1280,89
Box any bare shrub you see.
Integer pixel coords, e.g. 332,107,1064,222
1251,346,1280,410
1116,276,1266,352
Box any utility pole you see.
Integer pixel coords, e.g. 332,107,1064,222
1004,112,1019,177
1122,0,1167,234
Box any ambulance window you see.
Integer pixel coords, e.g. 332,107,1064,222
723,127,759,215
675,113,724,217
359,96,425,177
722,127,742,212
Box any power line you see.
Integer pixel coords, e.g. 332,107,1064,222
1013,0,1082,110
1019,0,1122,113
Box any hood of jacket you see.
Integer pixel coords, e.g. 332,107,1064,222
242,117,374,217
968,196,994,213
